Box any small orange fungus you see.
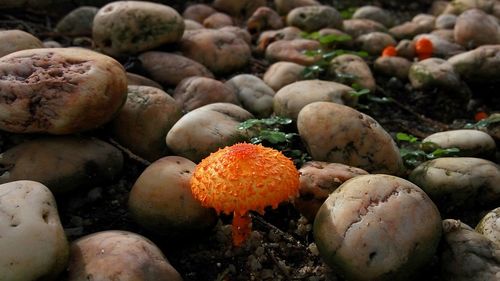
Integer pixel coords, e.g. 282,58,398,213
415,37,433,60
475,111,488,121
190,143,300,246
381,45,397,57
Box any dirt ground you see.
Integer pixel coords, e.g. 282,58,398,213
1,2,499,281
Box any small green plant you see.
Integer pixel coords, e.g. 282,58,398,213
340,7,357,19
395,132,461,168
302,49,368,79
299,32,368,79
238,116,310,166
300,31,352,45
349,83,394,109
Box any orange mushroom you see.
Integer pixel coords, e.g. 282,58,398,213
381,45,397,57
475,111,488,121
415,37,433,60
190,143,300,246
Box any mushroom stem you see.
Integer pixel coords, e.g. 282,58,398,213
232,212,252,246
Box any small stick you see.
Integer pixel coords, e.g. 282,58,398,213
108,138,151,166
252,214,307,249
266,248,292,280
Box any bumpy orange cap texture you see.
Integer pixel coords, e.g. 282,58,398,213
190,143,300,216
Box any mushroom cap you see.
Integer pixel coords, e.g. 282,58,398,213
190,143,300,215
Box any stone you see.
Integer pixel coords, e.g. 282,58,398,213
440,219,500,281
352,5,394,28
246,6,283,34
422,129,496,158
265,39,322,66
297,102,404,175
356,31,396,55
0,29,43,58
328,54,377,92
182,3,216,23
435,14,457,30
476,207,500,245
448,45,500,83
263,61,305,91
390,14,436,40
274,80,357,120
166,103,253,162
395,39,416,59
173,76,239,112
408,58,461,90
180,29,251,74
55,6,98,36
128,156,217,236
0,48,127,134
138,51,214,87
374,56,412,80
126,72,163,89
314,174,442,281
454,9,500,49
66,230,183,281
184,19,204,30
286,5,342,32
274,0,320,15
93,1,184,56
344,19,387,39
218,26,252,45
203,12,234,28
295,161,368,222
111,85,183,161
409,157,500,211
443,0,496,15
408,58,465,94
0,180,69,281
256,26,302,52
0,136,124,193
226,74,275,118
212,0,266,18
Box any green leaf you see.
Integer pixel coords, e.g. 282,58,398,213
302,65,323,79
340,7,357,19
259,130,288,144
420,141,440,152
400,148,426,158
350,88,370,97
396,133,419,143
355,51,369,57
238,119,259,130
303,49,322,57
430,147,460,158
300,31,320,40
318,34,352,44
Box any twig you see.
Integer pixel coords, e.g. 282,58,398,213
108,138,151,166
266,248,292,280
252,214,307,249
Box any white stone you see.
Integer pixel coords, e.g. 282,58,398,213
0,180,68,281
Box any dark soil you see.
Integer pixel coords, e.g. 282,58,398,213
1,3,499,281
